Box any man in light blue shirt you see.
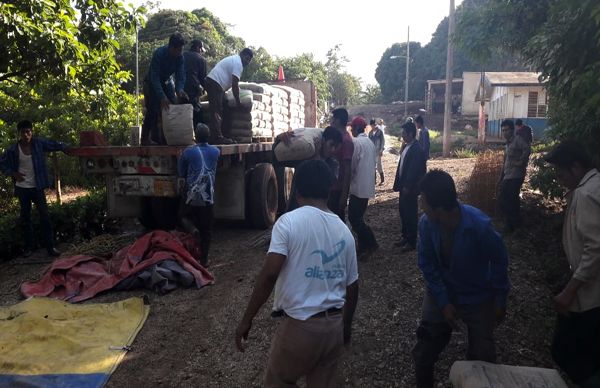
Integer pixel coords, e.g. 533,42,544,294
178,124,220,266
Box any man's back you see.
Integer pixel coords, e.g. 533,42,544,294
183,50,207,95
206,54,243,91
269,206,358,320
351,134,377,199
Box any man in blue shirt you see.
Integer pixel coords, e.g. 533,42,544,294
412,169,509,388
177,123,220,266
141,33,188,145
0,120,69,257
415,115,430,160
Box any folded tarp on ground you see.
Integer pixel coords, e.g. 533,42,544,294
21,230,214,302
0,297,149,387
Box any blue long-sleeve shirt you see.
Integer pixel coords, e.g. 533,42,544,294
417,204,510,309
0,138,67,191
418,126,430,160
149,45,185,100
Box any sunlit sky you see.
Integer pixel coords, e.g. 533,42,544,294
131,0,464,85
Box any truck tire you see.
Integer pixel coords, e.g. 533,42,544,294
249,163,278,229
275,166,294,214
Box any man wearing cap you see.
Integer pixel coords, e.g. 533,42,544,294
183,40,208,128
141,33,188,145
329,108,354,222
545,140,600,388
368,118,385,186
177,123,220,267
205,48,254,144
393,121,426,252
349,117,378,258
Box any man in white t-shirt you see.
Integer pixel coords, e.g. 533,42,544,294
235,159,359,387
205,48,253,144
349,116,378,259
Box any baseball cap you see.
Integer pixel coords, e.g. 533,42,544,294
350,116,367,128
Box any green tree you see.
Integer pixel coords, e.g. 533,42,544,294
375,42,422,103
242,46,276,82
454,0,600,196
277,54,329,110
324,45,362,107
359,84,384,104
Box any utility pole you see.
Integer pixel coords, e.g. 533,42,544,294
135,25,140,128
442,0,455,157
404,26,410,119
478,69,486,145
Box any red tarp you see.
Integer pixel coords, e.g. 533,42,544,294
21,230,214,302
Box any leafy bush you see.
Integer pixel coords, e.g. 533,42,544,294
529,155,565,200
452,147,477,158
0,189,109,260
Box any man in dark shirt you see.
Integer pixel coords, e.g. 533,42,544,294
0,120,69,257
515,119,533,144
412,170,509,388
183,40,208,128
141,33,188,145
328,108,354,222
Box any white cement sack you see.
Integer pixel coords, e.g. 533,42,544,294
162,104,195,146
252,94,271,104
239,82,273,96
226,89,253,109
232,111,252,122
273,127,323,162
450,361,568,388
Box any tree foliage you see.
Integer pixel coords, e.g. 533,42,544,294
277,54,330,110
454,0,600,196
375,0,525,103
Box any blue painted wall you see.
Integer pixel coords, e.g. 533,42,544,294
487,118,548,140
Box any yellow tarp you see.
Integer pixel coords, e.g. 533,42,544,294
0,297,149,376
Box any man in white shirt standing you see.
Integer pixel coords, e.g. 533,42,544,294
235,159,359,387
545,140,600,388
349,116,378,259
205,48,253,144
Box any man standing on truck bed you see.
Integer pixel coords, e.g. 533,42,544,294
235,159,359,386
205,48,254,145
0,120,69,258
177,124,220,267
329,108,354,222
141,33,188,145
183,39,208,129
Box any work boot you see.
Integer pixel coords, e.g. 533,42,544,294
210,136,234,145
379,172,385,186
47,247,61,257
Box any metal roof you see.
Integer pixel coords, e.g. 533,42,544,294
484,72,542,86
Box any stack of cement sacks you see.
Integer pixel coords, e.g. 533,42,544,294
223,82,305,143
273,85,305,131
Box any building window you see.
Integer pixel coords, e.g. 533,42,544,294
527,91,546,118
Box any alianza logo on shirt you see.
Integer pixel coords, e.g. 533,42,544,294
305,240,346,280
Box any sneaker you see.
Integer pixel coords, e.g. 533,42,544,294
23,249,33,258
211,136,235,145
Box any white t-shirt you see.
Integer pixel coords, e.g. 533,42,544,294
206,55,243,91
16,145,36,188
268,206,358,321
350,133,377,199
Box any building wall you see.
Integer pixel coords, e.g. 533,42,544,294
461,72,490,116
489,86,547,121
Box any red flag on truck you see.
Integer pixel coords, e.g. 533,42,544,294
277,65,285,82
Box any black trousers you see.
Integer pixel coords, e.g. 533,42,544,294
141,79,176,144
180,204,213,267
498,178,524,230
15,186,54,253
399,191,418,247
552,307,600,384
327,190,346,222
348,195,377,251
205,77,226,139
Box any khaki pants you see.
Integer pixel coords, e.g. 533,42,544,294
265,314,344,388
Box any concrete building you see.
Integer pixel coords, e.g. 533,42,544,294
474,72,548,138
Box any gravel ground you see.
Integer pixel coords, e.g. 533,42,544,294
0,154,567,387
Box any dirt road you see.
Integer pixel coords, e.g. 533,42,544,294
0,154,564,387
